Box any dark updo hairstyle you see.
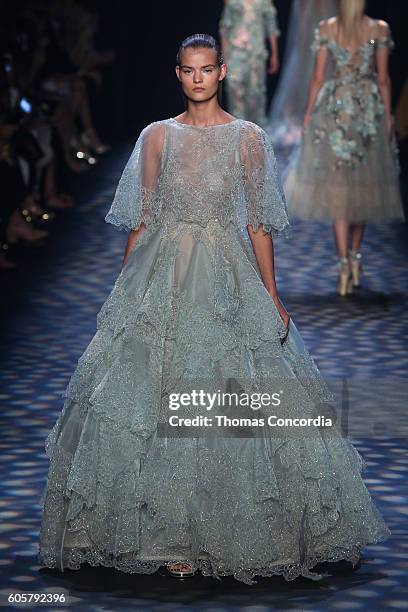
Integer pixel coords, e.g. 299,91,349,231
176,33,224,68
176,34,224,105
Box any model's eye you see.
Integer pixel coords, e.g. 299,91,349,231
204,69,213,73
183,69,192,74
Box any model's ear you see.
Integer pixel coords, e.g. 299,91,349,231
175,65,181,81
219,63,227,81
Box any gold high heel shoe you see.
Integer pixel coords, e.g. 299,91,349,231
337,256,353,296
349,250,363,288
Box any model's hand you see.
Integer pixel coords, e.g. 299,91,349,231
268,53,279,75
268,292,291,344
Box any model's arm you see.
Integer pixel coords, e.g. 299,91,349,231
121,225,146,271
375,20,393,139
219,0,230,58
240,124,290,339
247,226,290,334
247,225,277,296
303,22,328,131
268,33,279,74
220,34,228,59
265,1,280,74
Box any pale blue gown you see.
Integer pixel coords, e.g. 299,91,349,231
38,117,390,585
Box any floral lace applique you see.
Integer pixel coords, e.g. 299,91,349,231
310,25,394,168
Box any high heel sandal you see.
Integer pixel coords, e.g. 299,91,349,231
348,250,363,288
337,256,353,296
166,561,196,578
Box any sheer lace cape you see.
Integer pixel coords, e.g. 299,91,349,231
105,118,290,240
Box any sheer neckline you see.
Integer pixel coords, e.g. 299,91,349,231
169,117,240,129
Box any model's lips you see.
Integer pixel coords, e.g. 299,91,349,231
193,88,205,92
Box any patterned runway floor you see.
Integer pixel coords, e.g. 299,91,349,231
0,145,407,611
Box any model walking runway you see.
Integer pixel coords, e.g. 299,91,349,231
0,2,407,609
0,132,407,610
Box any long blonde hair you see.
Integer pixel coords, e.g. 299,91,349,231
338,0,366,46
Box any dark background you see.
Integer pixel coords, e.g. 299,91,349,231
2,0,407,141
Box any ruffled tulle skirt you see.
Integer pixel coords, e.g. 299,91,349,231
37,219,390,585
284,82,405,223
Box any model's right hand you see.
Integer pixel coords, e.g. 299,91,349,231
268,53,279,75
268,292,290,333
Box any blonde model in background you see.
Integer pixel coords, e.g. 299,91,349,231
285,0,405,296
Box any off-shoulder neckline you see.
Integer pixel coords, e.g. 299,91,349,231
169,117,240,129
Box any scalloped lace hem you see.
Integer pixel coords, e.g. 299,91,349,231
37,531,390,585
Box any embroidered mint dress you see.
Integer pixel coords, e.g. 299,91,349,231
220,0,280,129
285,18,405,222
37,118,390,585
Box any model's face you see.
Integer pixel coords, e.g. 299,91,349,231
176,47,226,103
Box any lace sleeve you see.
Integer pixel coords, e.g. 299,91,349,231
239,122,290,239
104,122,166,231
263,0,280,37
